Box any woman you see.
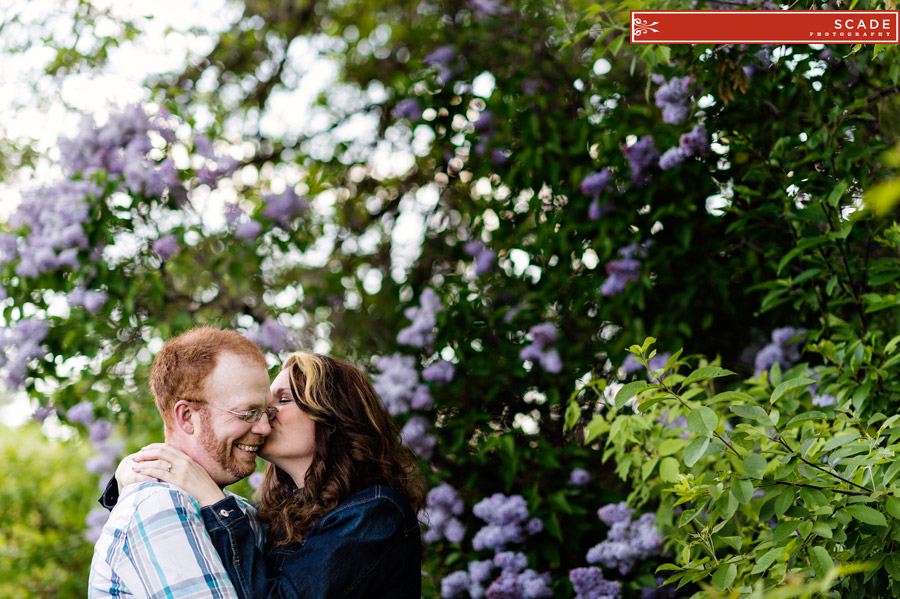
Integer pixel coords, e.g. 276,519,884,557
125,352,424,599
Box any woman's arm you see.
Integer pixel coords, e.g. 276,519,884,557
129,443,227,507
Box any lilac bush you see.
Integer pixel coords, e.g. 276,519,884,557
372,353,433,415
519,322,562,374
423,482,467,544
396,288,443,348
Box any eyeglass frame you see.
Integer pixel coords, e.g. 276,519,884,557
185,399,278,423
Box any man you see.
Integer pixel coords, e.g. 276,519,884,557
89,327,275,598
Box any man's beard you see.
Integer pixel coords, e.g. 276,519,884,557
198,409,260,481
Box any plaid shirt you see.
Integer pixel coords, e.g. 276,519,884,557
88,482,262,599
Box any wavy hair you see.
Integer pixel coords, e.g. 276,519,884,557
257,352,424,545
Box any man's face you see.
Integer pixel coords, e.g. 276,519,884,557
191,352,273,487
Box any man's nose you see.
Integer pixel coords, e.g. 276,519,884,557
251,412,272,435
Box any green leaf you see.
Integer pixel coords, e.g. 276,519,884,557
687,406,718,437
564,400,580,432
886,496,900,520
615,381,650,409
708,391,754,404
774,487,794,517
730,404,769,421
679,367,736,390
711,563,737,591
719,536,742,551
658,439,684,456
584,414,610,445
845,504,887,526
770,378,815,405
785,411,827,428
743,453,767,478
809,546,834,577
660,457,681,482
777,236,827,275
866,177,900,215
642,457,659,481
684,436,711,467
751,547,782,574
732,478,755,504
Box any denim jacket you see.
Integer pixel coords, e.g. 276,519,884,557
200,485,422,599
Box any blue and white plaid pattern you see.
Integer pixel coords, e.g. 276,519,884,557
88,482,262,598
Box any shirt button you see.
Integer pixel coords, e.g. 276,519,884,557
219,509,233,517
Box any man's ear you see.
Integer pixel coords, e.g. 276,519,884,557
173,400,197,435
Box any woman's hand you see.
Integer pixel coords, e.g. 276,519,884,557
131,443,227,507
116,452,157,492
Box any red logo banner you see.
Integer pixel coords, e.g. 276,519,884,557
630,10,900,44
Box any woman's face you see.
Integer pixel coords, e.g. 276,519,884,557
258,367,317,480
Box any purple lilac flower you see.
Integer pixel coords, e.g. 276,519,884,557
679,125,710,157
486,567,553,599
474,111,494,133
425,46,456,67
245,318,293,353
89,419,114,442
653,76,692,125
464,241,496,276
659,147,686,170
32,405,55,423
469,560,494,584
422,360,455,384
587,506,663,575
571,468,591,487
521,79,540,95
85,507,110,543
401,415,436,460
7,179,99,277
754,327,805,375
0,318,50,388
85,452,117,475
519,322,562,374
470,0,512,17
225,203,244,228
423,482,466,544
526,517,543,535
263,189,308,226
0,232,18,265
657,410,691,440
396,288,443,348
66,401,95,427
152,235,178,262
472,493,538,552
394,98,423,122
600,259,640,296
235,220,263,241
491,149,510,166
570,567,622,599
623,136,659,186
580,169,613,221
248,472,264,490
372,353,432,414
68,288,108,313
812,393,836,407
441,571,471,598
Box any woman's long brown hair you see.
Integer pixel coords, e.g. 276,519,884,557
257,352,425,545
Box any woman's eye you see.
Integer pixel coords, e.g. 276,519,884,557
278,396,293,403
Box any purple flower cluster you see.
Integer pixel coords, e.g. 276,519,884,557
152,235,178,262
470,0,512,17
653,76,692,125
262,189,308,226
85,507,110,544
424,483,466,544
372,353,433,415
245,318,294,353
570,468,592,487
753,326,805,375
0,318,50,388
570,567,622,599
659,125,710,171
194,134,239,189
519,322,562,374
622,136,659,186
600,243,646,296
656,410,691,440
580,169,613,220
396,288,443,347
442,552,552,599
587,502,663,575
639,577,678,599
68,288,108,313
425,45,457,86
225,204,264,241
464,241,496,276
394,98,423,122
472,493,542,552
401,415,436,460
6,179,99,277
423,360,455,385
58,105,176,181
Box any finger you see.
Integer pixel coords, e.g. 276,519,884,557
135,446,173,463
133,459,174,474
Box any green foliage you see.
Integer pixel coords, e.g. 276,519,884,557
0,425,97,599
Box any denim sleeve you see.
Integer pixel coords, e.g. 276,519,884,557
202,495,409,599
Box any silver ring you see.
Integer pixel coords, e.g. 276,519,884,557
166,462,172,472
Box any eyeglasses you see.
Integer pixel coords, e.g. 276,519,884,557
186,400,279,423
